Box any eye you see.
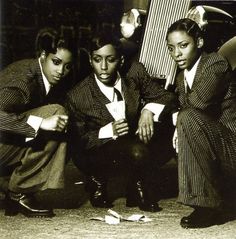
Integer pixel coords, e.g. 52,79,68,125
52,59,61,65
107,57,118,63
167,46,174,52
180,43,188,49
92,56,101,63
65,64,72,71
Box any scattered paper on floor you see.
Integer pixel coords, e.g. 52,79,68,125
90,209,153,224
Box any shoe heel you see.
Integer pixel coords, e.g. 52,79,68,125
4,199,19,216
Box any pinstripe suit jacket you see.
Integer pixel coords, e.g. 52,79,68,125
66,61,176,150
175,52,236,133
0,59,47,139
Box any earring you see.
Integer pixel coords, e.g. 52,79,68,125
197,38,204,48
40,51,46,60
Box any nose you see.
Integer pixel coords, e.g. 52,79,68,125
57,65,64,76
101,59,108,70
173,47,182,58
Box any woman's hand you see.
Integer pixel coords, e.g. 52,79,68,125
137,109,154,144
172,128,178,153
40,115,68,132
112,119,129,138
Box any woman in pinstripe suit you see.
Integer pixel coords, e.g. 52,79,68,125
166,18,236,228
66,32,176,212
0,27,77,217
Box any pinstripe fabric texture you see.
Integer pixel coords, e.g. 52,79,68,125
65,61,176,150
175,52,236,208
0,59,67,192
0,59,46,138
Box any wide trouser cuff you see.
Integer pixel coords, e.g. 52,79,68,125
178,193,222,208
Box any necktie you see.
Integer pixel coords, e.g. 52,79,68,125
114,88,123,101
184,78,191,94
186,83,191,93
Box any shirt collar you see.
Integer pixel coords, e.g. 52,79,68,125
38,58,51,95
95,73,122,101
184,56,201,89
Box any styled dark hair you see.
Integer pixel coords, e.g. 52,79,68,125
166,18,203,41
35,27,77,57
88,31,123,56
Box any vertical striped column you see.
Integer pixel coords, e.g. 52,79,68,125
139,0,191,86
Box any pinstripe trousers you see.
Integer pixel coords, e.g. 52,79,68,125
0,104,67,193
177,108,236,208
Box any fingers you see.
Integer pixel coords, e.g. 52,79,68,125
138,124,154,144
116,124,129,136
55,115,69,132
113,119,129,137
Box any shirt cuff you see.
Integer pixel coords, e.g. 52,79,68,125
98,122,114,139
26,115,43,141
143,103,165,122
172,111,179,126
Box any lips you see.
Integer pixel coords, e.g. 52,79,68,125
176,60,186,67
53,75,62,80
99,73,110,79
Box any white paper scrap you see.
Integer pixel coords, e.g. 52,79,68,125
90,209,153,224
105,215,120,225
108,209,122,219
126,214,145,221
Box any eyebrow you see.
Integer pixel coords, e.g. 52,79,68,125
168,40,188,46
92,54,116,57
50,56,62,62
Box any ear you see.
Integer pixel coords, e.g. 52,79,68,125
197,37,204,49
40,51,46,59
89,54,92,66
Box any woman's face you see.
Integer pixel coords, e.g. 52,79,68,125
41,48,73,86
167,30,201,70
90,44,121,86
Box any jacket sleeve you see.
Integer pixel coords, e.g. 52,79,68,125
128,61,177,117
0,87,36,137
65,91,111,151
129,61,177,105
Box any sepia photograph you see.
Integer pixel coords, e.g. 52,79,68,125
0,0,236,238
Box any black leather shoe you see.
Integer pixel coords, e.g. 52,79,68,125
139,201,162,212
180,207,222,229
4,192,55,218
126,180,162,212
86,176,113,208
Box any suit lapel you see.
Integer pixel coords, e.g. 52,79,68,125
89,74,111,104
32,60,47,101
191,53,207,90
176,71,186,105
121,74,140,122
89,75,115,121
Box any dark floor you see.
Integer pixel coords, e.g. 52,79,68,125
0,159,235,239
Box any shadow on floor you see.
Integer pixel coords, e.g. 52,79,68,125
0,159,179,210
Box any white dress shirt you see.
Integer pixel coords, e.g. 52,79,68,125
97,73,166,139
184,56,201,91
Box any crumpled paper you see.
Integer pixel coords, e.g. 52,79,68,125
90,209,153,225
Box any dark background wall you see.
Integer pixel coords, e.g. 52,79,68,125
0,0,124,65
1,0,236,69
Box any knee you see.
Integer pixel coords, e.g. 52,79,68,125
129,143,149,167
177,108,203,126
50,104,67,115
